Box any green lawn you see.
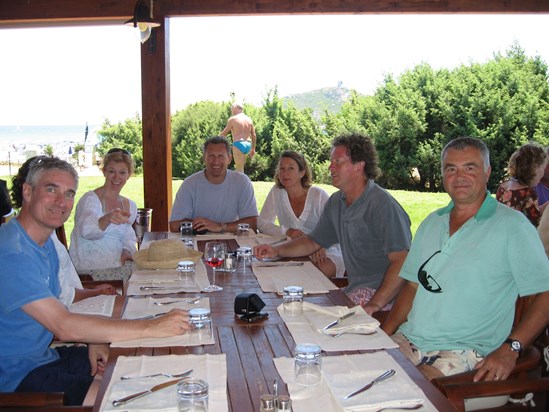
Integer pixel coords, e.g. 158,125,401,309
2,175,450,244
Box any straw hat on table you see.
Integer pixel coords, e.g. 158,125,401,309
133,239,202,269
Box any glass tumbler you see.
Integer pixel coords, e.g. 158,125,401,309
236,246,253,270
177,260,195,285
188,307,212,341
283,286,303,315
294,343,322,386
237,223,250,237
177,377,209,411
180,222,194,247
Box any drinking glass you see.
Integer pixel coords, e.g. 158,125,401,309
180,221,194,247
203,241,225,292
177,377,209,411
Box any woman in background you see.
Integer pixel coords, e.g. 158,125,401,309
70,148,137,280
496,142,548,227
258,150,345,278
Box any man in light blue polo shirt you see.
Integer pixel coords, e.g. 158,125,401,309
384,137,549,382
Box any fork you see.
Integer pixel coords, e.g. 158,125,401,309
375,403,423,412
120,368,193,380
153,297,201,305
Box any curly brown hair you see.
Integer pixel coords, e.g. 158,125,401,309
331,133,381,180
274,151,312,189
507,142,547,186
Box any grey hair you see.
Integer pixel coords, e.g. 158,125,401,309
26,157,79,189
441,137,490,172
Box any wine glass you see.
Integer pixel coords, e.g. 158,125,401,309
203,241,225,292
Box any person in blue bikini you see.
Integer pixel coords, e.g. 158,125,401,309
220,102,257,173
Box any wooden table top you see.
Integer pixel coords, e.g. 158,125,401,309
92,232,456,412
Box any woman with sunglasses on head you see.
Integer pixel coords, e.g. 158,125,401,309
258,150,345,278
69,148,137,280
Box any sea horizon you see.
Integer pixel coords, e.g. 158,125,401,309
0,124,100,145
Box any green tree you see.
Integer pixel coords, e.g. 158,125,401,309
97,115,143,173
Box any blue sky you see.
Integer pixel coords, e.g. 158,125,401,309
1,14,548,126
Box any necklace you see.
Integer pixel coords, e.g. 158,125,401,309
101,188,124,213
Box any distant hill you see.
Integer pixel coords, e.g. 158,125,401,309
282,86,354,116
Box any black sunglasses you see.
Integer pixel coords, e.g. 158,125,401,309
417,250,443,293
107,148,131,157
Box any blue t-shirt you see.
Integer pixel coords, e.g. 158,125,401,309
398,193,549,356
169,169,258,223
0,219,61,391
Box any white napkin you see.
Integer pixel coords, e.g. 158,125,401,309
69,295,115,316
253,261,337,294
324,370,423,412
273,352,437,412
277,303,397,352
301,302,379,335
111,298,214,348
127,262,211,295
99,354,228,412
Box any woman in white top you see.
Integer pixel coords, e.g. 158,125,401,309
69,148,137,280
258,150,345,277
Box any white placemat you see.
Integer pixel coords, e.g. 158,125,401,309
99,354,228,412
127,262,211,295
69,295,116,316
111,297,214,348
274,351,437,412
278,303,397,352
252,261,338,294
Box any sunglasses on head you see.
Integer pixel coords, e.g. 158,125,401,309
417,250,443,293
107,148,131,157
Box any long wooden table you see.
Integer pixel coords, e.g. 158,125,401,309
92,232,456,412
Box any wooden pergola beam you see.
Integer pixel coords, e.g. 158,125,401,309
1,0,548,230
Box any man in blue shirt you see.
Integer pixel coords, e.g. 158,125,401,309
384,137,549,382
0,157,189,405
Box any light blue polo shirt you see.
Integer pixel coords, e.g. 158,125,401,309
398,192,549,356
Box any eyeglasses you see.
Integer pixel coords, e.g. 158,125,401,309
107,148,131,157
417,250,443,293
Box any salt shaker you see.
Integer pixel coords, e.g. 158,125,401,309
259,394,276,412
276,395,292,411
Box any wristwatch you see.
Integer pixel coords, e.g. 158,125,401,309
504,338,522,353
219,222,227,233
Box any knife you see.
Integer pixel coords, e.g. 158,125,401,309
343,369,396,400
131,312,168,320
140,286,182,290
256,262,304,267
112,377,182,406
322,311,356,330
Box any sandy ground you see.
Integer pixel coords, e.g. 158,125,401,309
0,164,103,177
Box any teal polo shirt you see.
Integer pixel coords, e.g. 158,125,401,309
398,192,549,356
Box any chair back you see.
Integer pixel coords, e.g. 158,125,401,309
55,224,68,249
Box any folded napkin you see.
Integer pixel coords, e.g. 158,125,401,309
111,297,213,347
127,262,211,295
253,261,337,294
277,303,397,352
100,354,228,412
302,302,380,335
324,370,423,412
273,352,436,412
69,295,116,316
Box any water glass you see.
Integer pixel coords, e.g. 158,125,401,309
283,286,303,315
188,307,212,341
237,223,250,237
177,260,195,285
236,246,253,269
177,377,209,411
294,343,322,386
180,222,194,247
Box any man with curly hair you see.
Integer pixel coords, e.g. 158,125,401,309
254,133,411,315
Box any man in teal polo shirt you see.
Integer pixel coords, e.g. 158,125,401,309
384,136,549,382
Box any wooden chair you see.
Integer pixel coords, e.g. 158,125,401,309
431,295,549,411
